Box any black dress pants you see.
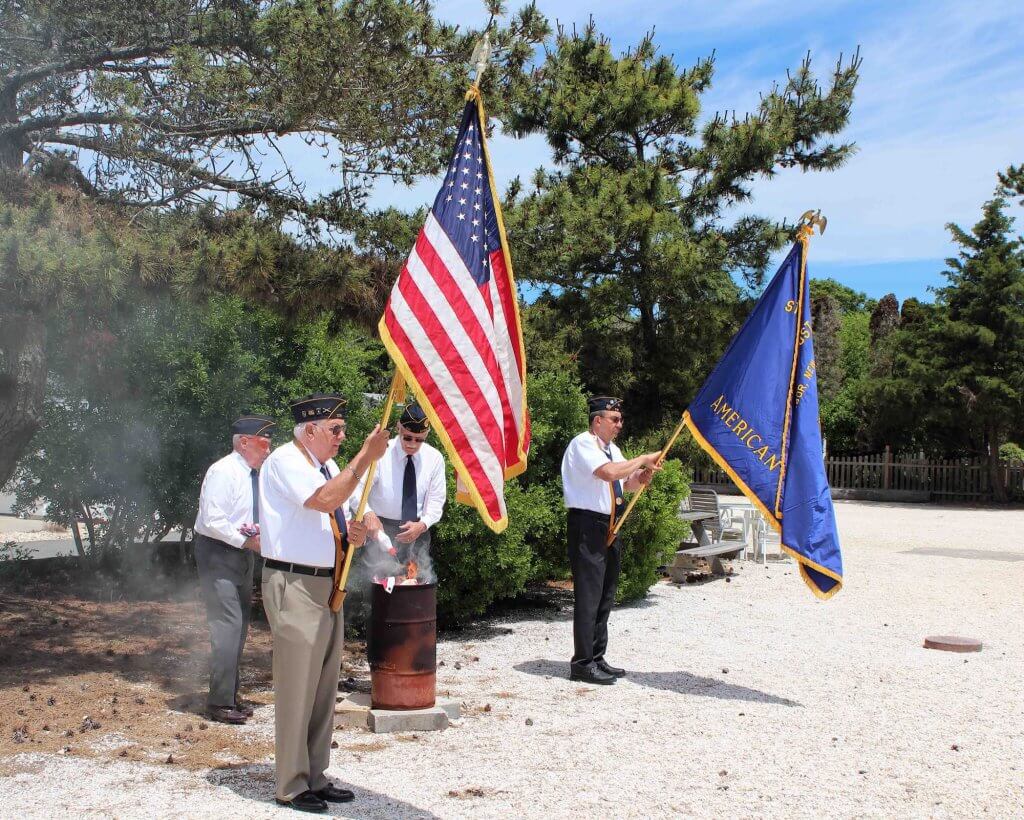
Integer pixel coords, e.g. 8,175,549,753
567,508,621,667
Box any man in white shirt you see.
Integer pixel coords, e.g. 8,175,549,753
194,414,275,725
561,396,661,685
259,393,389,813
355,402,446,558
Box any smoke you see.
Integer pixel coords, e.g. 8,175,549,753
351,529,437,587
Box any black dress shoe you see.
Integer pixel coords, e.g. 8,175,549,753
314,783,355,803
234,699,255,717
596,660,626,677
206,705,247,725
275,791,328,813
569,663,616,685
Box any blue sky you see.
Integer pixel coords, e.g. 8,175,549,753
344,1,1024,303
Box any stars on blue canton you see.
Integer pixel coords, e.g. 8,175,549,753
430,103,503,286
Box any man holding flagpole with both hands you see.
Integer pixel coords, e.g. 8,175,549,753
562,396,663,685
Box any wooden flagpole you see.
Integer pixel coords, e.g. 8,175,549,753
606,413,687,546
330,370,405,608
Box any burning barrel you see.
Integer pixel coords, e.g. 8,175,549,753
368,581,437,710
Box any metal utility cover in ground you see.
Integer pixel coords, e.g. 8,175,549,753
923,635,983,652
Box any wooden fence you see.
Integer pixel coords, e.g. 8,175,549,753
693,446,1024,503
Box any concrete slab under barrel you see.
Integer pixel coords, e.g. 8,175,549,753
335,691,460,733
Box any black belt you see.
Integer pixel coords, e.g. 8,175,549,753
568,507,611,523
263,558,333,577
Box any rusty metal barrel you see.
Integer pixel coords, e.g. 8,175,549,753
368,582,437,710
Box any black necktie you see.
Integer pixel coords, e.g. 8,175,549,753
319,465,348,539
250,468,260,524
402,455,418,522
603,445,623,507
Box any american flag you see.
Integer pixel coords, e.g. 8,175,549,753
379,92,530,533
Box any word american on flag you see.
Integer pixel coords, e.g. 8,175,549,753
378,88,530,533
683,228,843,598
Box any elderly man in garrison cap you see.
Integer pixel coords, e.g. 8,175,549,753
561,396,662,685
353,402,446,560
194,414,276,725
259,393,389,813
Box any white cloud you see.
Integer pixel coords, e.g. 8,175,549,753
742,123,1024,263
287,1,1024,270
736,0,1024,261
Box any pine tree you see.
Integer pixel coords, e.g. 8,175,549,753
932,193,1024,500
503,24,860,431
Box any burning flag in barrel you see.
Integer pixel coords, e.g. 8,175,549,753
683,215,843,598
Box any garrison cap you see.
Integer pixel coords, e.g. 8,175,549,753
289,393,348,423
587,396,623,415
230,415,276,438
399,402,430,433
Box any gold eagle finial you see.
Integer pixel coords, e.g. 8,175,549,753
797,209,827,235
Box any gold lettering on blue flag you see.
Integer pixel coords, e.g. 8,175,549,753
684,237,843,599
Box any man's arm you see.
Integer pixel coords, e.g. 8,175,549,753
593,451,662,483
623,467,656,493
419,456,447,529
197,466,248,548
304,426,390,513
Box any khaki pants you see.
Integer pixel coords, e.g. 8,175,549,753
262,567,344,801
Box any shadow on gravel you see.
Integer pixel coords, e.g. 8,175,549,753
901,547,1024,562
207,762,442,818
442,583,660,642
513,659,801,706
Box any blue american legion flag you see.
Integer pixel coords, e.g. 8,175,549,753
379,89,530,533
684,232,843,598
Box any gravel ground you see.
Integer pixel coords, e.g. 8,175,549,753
2,499,1023,818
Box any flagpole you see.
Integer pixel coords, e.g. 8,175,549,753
606,413,688,546
333,370,405,605
468,32,491,92
775,209,826,517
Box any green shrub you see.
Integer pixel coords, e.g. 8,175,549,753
433,476,560,625
1000,441,1024,467
615,458,689,602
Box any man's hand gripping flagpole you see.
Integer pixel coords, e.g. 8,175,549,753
605,414,687,547
328,371,405,612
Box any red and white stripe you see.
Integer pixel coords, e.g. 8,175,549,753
381,213,529,530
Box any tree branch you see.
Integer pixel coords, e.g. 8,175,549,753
1,35,240,99
40,131,312,215
1,110,296,139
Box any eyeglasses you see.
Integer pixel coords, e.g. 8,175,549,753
402,434,427,444
602,414,624,424
325,424,346,436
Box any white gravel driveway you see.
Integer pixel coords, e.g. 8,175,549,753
2,500,1022,818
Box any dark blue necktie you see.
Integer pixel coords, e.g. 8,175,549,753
319,465,348,539
402,455,418,522
250,468,260,524
603,445,623,508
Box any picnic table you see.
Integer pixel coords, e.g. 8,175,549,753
677,509,718,546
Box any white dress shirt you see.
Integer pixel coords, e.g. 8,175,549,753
351,438,446,528
561,432,625,514
260,441,351,568
194,451,255,548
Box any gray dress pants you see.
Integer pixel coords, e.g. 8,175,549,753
195,533,254,708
